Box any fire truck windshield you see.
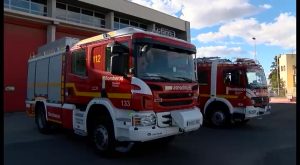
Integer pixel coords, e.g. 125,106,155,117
246,68,267,89
135,45,196,82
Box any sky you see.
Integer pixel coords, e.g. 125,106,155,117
128,0,296,78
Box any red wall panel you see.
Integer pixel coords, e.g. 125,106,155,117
4,23,47,112
4,20,98,112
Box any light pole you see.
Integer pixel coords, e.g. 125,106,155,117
277,55,280,96
252,37,256,60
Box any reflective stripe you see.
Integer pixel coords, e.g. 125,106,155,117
107,93,131,99
217,95,239,99
65,83,101,97
200,94,238,99
48,118,62,124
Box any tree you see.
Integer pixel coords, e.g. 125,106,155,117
268,56,285,95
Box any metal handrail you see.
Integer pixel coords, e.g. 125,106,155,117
4,0,47,16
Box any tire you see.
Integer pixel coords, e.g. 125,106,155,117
208,109,230,127
35,104,51,134
92,117,117,156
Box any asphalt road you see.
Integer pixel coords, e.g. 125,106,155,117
4,103,296,165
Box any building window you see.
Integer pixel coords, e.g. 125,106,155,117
95,12,105,28
56,2,67,20
81,9,94,26
120,18,129,29
293,65,296,87
5,0,47,16
114,17,120,30
55,2,105,28
67,5,80,23
56,2,66,9
293,65,296,73
130,21,139,28
139,23,147,30
114,16,148,31
71,49,86,76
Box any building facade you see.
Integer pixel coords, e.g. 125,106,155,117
4,0,191,112
278,54,296,100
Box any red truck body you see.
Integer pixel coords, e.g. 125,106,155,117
26,27,203,154
196,57,271,127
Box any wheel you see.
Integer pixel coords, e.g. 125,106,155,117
209,109,230,127
92,118,117,156
35,104,51,134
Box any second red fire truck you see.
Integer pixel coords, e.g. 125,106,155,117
196,57,271,127
26,27,203,155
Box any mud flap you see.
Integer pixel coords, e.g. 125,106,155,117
171,109,203,132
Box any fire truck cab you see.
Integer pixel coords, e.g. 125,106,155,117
26,27,203,155
196,57,271,127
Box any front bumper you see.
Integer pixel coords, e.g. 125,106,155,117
117,107,203,142
245,105,271,119
232,105,271,120
126,125,181,142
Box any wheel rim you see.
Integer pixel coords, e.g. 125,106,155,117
94,125,109,151
211,111,226,126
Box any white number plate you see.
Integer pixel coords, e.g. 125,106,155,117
187,119,200,126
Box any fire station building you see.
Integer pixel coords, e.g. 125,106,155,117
4,0,191,112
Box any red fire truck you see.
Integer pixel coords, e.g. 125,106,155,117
196,57,271,127
26,27,203,155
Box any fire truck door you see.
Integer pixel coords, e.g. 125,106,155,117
104,40,133,110
65,48,93,106
222,70,243,95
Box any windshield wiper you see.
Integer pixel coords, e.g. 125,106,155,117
141,75,171,82
174,76,195,82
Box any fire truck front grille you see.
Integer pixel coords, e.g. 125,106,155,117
148,84,163,91
159,100,193,107
252,96,269,107
159,93,193,99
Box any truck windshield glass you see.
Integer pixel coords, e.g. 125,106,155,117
136,45,196,82
246,68,267,88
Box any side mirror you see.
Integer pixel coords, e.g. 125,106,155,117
140,44,152,56
107,42,128,54
111,55,125,76
111,53,129,76
107,42,129,76
65,45,70,52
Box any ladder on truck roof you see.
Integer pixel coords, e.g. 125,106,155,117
74,27,188,48
74,27,145,47
196,57,232,64
29,37,80,60
235,58,263,69
235,58,260,65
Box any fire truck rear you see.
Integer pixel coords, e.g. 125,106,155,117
25,27,203,155
196,57,271,127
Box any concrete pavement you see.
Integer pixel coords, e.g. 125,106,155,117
270,97,296,104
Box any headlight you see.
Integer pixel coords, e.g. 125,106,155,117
132,114,156,126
